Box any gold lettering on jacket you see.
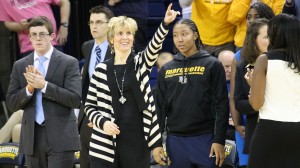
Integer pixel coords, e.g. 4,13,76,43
165,66,206,78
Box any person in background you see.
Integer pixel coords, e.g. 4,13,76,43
179,0,192,19
103,0,148,53
185,0,236,57
77,5,114,168
156,18,229,168
6,16,81,168
228,0,284,49
234,18,269,167
283,0,300,21
0,110,23,143
0,0,70,59
218,50,235,83
84,4,180,168
228,4,275,167
218,50,235,141
247,14,300,168
156,52,174,72
150,51,173,168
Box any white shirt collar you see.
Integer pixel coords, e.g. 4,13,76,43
34,45,54,61
93,40,109,51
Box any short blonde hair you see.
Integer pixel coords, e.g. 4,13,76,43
106,16,138,48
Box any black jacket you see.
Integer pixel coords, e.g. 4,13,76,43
234,61,258,153
156,51,229,145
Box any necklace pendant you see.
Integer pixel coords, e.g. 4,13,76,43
119,96,126,104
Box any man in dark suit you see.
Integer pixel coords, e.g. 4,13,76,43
6,16,81,168
77,5,114,168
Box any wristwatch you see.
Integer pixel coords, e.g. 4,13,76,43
60,22,69,28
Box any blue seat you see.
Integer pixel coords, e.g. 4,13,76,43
147,0,181,54
0,142,25,168
223,139,237,166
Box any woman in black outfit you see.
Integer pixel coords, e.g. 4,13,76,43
85,4,180,168
234,18,269,155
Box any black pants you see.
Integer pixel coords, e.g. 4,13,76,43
79,116,93,168
249,119,300,168
25,123,74,168
91,125,150,168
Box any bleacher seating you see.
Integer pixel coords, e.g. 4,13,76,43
0,142,25,168
147,0,181,53
148,0,182,88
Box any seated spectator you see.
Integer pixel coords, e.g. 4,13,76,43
218,50,236,168
218,50,235,140
156,52,174,72
151,51,173,168
0,110,23,143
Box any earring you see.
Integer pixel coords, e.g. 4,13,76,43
111,44,114,54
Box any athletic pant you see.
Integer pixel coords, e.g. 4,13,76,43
167,134,215,168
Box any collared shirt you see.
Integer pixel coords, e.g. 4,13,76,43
88,40,109,79
26,46,54,96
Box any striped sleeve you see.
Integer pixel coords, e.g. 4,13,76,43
84,63,112,130
136,22,169,71
148,112,162,149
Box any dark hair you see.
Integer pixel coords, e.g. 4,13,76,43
89,5,114,20
268,14,300,74
247,2,275,20
241,18,269,64
28,16,53,34
172,19,203,53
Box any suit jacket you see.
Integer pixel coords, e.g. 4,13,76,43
77,40,113,130
6,48,82,155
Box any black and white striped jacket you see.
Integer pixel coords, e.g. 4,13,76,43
85,22,169,164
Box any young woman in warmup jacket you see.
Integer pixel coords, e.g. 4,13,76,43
156,19,229,168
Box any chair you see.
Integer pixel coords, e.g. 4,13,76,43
73,151,80,168
0,142,25,168
223,139,237,166
0,83,9,121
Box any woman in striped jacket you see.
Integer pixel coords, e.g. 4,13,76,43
84,4,180,168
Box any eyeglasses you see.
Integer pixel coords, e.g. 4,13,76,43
29,32,50,39
88,20,108,26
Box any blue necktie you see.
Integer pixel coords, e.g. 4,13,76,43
35,56,47,125
95,46,101,67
